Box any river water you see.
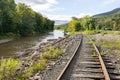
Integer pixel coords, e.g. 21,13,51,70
0,30,64,57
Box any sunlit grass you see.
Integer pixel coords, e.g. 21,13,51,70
82,30,100,34
42,46,63,59
85,41,93,45
99,38,120,50
103,41,120,50
0,58,19,79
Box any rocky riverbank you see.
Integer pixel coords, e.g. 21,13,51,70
0,38,13,44
0,34,82,80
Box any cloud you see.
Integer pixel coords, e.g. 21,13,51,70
15,0,58,12
43,13,92,21
103,0,119,4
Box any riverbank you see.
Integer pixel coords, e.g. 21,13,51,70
0,33,81,80
0,38,13,44
0,30,64,57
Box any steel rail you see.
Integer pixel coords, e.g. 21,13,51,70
56,35,82,80
88,36,110,80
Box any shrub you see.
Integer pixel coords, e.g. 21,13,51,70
42,46,61,59
0,58,19,79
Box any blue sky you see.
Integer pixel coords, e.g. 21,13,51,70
15,0,120,21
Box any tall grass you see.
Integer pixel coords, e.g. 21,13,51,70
103,40,120,50
99,37,120,50
42,46,63,59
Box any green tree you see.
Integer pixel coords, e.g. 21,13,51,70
16,3,35,36
0,0,16,34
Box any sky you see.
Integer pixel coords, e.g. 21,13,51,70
15,0,120,21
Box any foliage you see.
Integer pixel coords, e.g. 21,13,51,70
99,37,120,50
82,30,100,34
42,46,61,59
16,46,65,79
103,40,120,50
101,31,120,35
54,23,68,30
0,1,54,38
0,58,19,79
58,10,120,34
85,41,92,45
16,58,47,79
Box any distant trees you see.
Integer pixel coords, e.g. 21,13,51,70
0,0,54,37
67,16,96,33
66,11,120,33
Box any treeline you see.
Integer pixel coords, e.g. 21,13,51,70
64,11,120,33
54,23,68,30
0,0,54,37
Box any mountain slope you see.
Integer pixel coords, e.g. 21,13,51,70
94,8,120,16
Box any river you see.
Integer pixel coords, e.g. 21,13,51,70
0,30,64,57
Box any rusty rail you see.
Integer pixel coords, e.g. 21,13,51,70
56,35,82,80
88,36,110,80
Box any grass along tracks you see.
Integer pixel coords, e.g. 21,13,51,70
57,35,120,80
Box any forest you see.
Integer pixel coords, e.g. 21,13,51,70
55,9,120,34
0,0,54,38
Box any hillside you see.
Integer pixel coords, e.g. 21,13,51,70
55,8,120,31
94,8,120,16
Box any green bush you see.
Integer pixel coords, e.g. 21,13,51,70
42,46,61,59
0,58,19,79
32,59,47,71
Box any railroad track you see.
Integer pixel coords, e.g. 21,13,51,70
57,35,120,80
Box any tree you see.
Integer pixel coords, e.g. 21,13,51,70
16,3,35,36
0,0,16,34
0,1,55,38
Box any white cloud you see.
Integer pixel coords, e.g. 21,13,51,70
14,0,92,21
47,0,58,4
104,0,119,4
15,0,59,12
44,13,92,21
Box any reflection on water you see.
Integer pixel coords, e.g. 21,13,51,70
42,30,64,42
0,30,64,57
